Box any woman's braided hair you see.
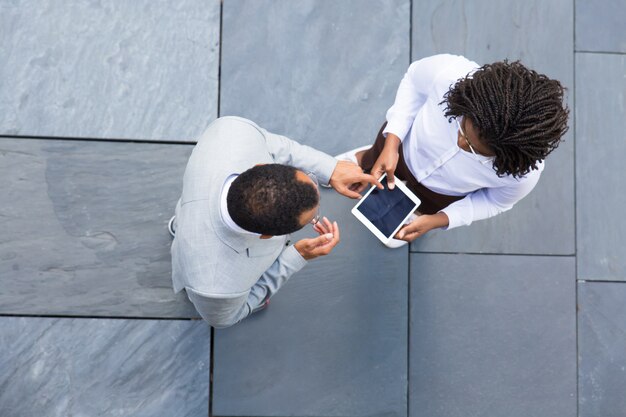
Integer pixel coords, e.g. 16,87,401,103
442,60,569,177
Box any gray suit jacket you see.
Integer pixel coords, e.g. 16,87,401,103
171,117,337,328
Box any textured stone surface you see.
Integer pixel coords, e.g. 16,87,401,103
0,316,209,417
576,53,626,281
409,0,575,255
220,0,410,156
412,0,573,71
576,0,626,53
0,138,197,317
578,282,626,417
213,189,408,417
0,0,219,141
409,253,576,417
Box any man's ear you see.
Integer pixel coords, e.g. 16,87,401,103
259,234,273,239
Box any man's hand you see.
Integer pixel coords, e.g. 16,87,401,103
395,212,449,242
370,133,401,189
294,217,341,260
329,160,383,199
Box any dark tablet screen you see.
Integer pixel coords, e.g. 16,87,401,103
355,178,417,238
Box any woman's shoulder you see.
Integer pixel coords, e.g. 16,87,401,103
496,160,545,186
411,54,479,78
409,54,480,98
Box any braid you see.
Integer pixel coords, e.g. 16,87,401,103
442,60,569,177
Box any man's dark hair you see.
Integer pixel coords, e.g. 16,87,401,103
442,60,569,178
227,164,319,236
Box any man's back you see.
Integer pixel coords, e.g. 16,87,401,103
170,116,338,327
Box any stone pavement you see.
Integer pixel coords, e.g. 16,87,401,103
1,1,625,416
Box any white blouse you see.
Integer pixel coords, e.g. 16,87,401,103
383,54,543,230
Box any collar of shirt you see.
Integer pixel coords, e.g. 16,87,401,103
220,174,261,237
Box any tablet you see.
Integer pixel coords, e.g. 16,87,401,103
351,174,421,244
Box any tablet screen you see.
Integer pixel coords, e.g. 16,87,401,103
355,177,417,238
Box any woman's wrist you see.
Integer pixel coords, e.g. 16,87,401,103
429,212,450,229
384,133,402,149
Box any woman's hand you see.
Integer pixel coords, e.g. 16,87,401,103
395,212,449,242
370,133,401,188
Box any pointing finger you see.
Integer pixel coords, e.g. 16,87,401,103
339,187,363,199
386,168,396,189
358,172,384,189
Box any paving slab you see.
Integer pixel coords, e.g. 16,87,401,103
578,281,626,417
576,53,626,281
0,138,197,317
220,0,410,156
412,0,573,71
409,253,576,417
576,0,626,53
409,0,574,255
213,189,408,417
0,0,219,141
0,316,209,417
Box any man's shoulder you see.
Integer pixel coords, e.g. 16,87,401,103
175,239,285,297
173,206,287,293
185,117,273,183
172,227,242,294
200,116,266,142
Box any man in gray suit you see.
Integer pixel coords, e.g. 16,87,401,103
170,116,381,328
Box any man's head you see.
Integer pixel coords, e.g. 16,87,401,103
442,60,569,178
227,164,319,236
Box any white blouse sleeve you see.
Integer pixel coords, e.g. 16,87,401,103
383,54,460,141
440,167,543,229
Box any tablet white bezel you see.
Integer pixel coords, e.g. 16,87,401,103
351,173,421,244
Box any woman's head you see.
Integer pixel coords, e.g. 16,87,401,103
442,60,569,177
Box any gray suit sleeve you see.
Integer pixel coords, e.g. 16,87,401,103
260,128,338,185
185,247,307,328
185,287,251,329
246,245,308,311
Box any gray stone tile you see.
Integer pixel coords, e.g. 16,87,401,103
0,138,197,317
413,0,573,73
0,316,209,417
0,0,219,141
576,0,626,53
220,0,410,156
409,253,576,417
213,189,408,416
409,0,575,255
578,281,626,417
576,53,626,281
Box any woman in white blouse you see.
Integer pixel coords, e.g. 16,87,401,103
338,54,569,247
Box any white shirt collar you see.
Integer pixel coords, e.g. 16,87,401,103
220,174,260,236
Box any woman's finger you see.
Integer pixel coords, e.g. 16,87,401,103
396,223,417,239
386,166,396,189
